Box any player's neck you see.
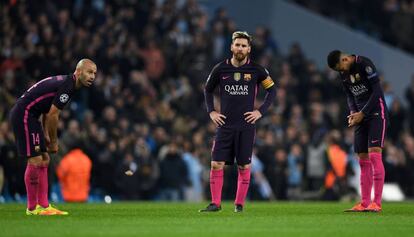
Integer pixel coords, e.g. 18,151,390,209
74,73,82,89
230,57,248,67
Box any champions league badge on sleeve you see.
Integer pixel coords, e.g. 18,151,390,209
365,66,373,75
60,94,69,103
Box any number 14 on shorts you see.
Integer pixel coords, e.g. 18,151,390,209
31,133,40,145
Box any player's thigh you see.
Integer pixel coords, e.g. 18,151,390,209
235,128,255,165
354,122,369,154
212,128,235,164
368,117,387,148
11,112,47,158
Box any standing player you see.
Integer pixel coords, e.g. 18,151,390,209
327,50,387,212
9,59,97,215
200,31,276,213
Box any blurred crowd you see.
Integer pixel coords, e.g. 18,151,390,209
292,0,414,53
1,0,414,203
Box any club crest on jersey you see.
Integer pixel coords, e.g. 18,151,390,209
244,73,252,81
60,94,69,103
350,73,360,83
234,72,241,81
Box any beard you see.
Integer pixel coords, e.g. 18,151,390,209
234,52,248,62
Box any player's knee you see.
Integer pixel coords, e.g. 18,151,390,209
238,164,251,170
368,147,382,153
211,161,225,170
41,152,50,165
357,153,369,160
27,156,43,166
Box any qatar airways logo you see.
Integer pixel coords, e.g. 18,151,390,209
224,85,249,95
350,84,368,96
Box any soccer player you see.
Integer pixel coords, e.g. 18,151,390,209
200,31,276,213
327,50,387,212
9,59,97,215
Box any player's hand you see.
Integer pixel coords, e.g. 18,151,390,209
347,111,364,127
244,110,262,124
47,142,59,153
347,115,354,127
209,111,226,126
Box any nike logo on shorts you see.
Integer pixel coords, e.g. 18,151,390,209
371,140,379,143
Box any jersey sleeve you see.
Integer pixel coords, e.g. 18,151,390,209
359,57,382,115
205,64,221,93
360,58,379,84
257,66,274,89
342,83,358,113
52,78,75,110
256,65,276,115
204,63,221,113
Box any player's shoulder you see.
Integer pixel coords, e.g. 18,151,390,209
44,74,72,82
355,55,375,67
248,60,270,77
212,60,229,71
247,59,263,69
355,55,377,78
56,74,76,91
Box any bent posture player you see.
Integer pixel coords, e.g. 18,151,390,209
200,31,276,213
9,59,97,215
327,50,387,212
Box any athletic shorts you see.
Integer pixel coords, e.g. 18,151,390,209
354,116,388,153
211,127,255,165
9,104,46,158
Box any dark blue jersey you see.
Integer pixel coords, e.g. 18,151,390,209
204,58,276,130
16,75,76,118
340,55,388,119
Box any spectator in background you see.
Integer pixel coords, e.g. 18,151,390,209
56,147,92,202
134,137,159,200
272,148,288,200
405,76,414,135
323,130,348,200
287,143,304,200
114,153,140,200
158,142,188,201
388,98,406,142
250,149,274,200
182,141,204,202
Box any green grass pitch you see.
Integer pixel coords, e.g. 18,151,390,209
1,202,414,237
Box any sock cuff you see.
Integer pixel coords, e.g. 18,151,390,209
211,169,224,177
359,159,371,165
238,167,251,173
27,163,39,168
369,152,382,159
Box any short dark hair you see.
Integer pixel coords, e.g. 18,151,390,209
327,50,342,69
232,31,252,45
